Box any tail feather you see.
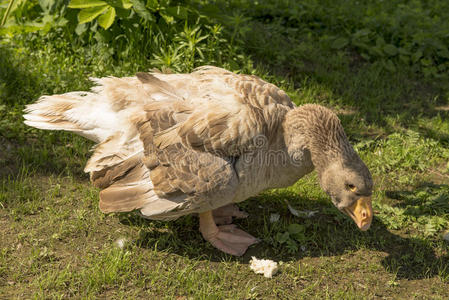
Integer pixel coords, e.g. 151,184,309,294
24,94,82,130
23,76,157,143
24,91,120,143
23,73,182,176
23,76,157,178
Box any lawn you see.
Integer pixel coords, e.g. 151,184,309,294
1,0,449,298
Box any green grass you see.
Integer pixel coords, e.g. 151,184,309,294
1,0,449,299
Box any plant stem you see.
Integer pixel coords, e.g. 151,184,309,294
1,0,16,27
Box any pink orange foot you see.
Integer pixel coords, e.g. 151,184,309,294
200,210,259,256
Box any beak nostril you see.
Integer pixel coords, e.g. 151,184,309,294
350,197,373,230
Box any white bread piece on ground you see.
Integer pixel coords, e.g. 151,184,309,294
249,257,279,278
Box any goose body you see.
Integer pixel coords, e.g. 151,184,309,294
24,66,373,256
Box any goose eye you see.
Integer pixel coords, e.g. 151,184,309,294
347,184,357,192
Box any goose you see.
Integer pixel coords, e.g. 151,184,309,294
23,66,373,256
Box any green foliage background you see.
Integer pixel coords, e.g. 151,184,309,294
2,0,449,78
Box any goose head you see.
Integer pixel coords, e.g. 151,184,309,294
285,104,373,230
319,159,373,230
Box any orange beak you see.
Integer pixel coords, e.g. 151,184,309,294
344,196,373,231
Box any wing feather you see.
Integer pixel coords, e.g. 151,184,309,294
151,67,294,156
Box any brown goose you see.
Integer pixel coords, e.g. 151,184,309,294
23,66,373,256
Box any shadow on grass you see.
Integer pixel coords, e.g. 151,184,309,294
0,133,91,181
0,43,94,182
0,45,75,179
373,220,448,280
0,46,39,107
386,182,449,217
122,196,448,281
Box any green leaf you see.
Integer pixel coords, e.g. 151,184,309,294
39,0,58,13
121,0,132,9
288,224,305,235
331,37,349,50
383,44,398,56
115,7,130,18
437,49,449,59
75,22,88,35
376,36,386,47
353,28,370,38
98,6,116,29
165,6,188,19
276,232,290,244
131,0,153,21
383,60,396,72
69,0,107,8
160,11,174,24
412,50,423,63
104,0,131,8
78,5,109,24
360,52,370,60
369,46,384,57
424,222,437,235
398,48,411,55
399,54,410,64
420,58,432,66
146,0,158,10
286,239,299,253
94,29,113,42
376,36,386,48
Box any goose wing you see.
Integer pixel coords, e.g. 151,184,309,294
90,67,294,217
151,66,294,156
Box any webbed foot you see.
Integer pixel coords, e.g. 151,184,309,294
199,210,258,256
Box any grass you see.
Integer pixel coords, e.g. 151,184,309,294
1,0,449,298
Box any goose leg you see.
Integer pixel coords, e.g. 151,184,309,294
212,204,249,225
199,210,259,256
